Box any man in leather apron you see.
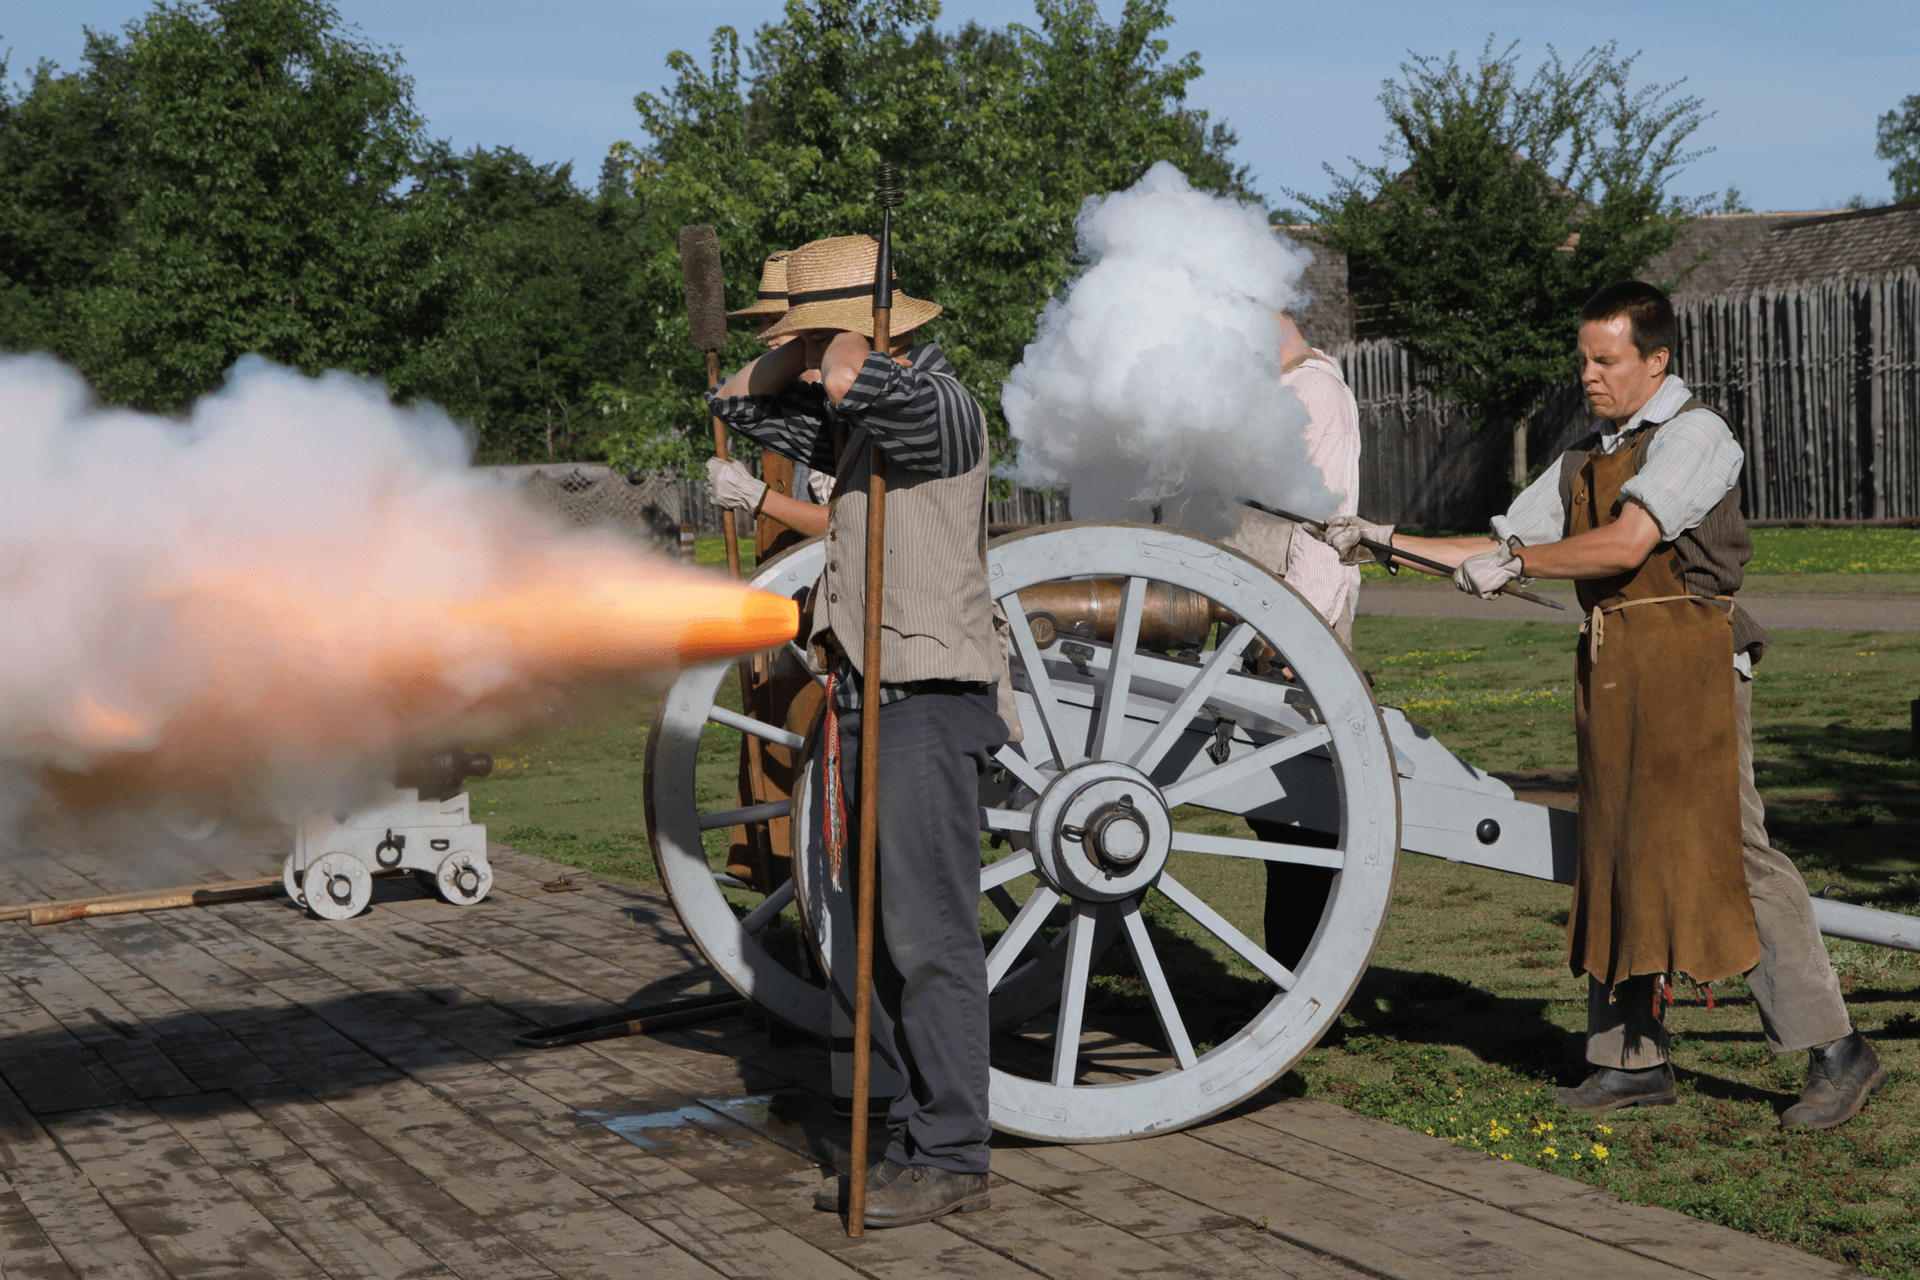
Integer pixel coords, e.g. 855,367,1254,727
1307,281,1884,1131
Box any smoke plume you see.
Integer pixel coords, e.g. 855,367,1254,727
0,353,792,824
1002,162,1334,533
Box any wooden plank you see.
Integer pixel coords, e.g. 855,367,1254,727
0,1180,75,1280
934,1176,1216,1278
1241,1097,1870,1280
149,1093,460,1280
0,1079,166,1280
40,1103,326,1279
1080,1130,1694,1280
987,1145,1245,1239
1148,1227,1373,1280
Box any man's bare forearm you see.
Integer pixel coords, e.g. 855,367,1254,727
1512,503,1660,579
717,341,809,399
1382,533,1502,576
759,489,828,537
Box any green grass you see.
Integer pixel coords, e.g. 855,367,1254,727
467,531,1920,1277
1748,528,1920,576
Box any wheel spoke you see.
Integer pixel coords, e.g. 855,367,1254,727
707,705,804,751
1001,590,1077,769
986,883,1060,989
1051,900,1100,1087
981,807,1033,834
786,642,830,689
981,851,1036,891
992,744,1052,796
739,879,796,933
1119,898,1197,1069
697,800,791,831
1128,622,1258,777
1169,828,1343,869
986,884,1053,969
1161,724,1334,810
1090,577,1148,762
1155,871,1297,990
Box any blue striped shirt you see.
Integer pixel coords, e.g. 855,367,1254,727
706,343,985,480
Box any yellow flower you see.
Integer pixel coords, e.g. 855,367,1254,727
1541,1147,1557,1158
1592,1144,1609,1160
1500,1153,1514,1161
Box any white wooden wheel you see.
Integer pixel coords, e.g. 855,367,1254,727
791,521,1400,1143
435,851,492,906
305,851,372,921
644,538,835,1035
282,853,308,909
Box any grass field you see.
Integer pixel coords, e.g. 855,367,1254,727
468,533,1920,1277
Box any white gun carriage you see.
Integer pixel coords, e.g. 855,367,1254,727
638,521,1915,1144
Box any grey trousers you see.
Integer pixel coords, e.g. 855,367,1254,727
821,687,1006,1174
1587,676,1853,1067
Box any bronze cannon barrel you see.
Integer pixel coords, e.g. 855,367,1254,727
1017,578,1234,652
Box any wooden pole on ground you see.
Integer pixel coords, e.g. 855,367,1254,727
848,161,903,1237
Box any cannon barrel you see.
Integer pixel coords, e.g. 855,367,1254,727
1018,577,1233,652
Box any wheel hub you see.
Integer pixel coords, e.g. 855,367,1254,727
1031,762,1171,902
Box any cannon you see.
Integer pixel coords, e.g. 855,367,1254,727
644,521,1920,1143
284,749,496,919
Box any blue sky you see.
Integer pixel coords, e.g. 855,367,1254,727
5,1,1914,213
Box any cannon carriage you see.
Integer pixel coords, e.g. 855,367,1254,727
644,520,1920,1144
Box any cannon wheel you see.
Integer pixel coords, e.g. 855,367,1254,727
643,537,1097,1036
791,521,1401,1143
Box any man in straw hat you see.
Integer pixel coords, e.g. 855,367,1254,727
1307,281,1881,1129
706,249,834,542
710,233,1015,1226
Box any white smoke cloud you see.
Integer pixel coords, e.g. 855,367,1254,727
0,352,775,830
1002,162,1334,533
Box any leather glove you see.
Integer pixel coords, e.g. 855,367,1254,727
1453,544,1525,598
706,456,767,513
1314,516,1395,567
807,471,836,504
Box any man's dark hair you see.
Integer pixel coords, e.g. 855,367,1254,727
1580,281,1678,367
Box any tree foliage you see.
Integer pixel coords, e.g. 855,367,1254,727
1294,39,1714,427
0,0,1252,465
0,0,457,410
1876,93,1920,203
603,0,1255,470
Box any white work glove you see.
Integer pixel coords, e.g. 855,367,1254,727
808,471,836,504
1314,516,1395,567
1453,544,1525,598
705,456,767,513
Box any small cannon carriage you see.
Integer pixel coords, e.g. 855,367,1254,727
644,521,1920,1144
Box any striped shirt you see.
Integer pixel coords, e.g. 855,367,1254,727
1503,375,1744,545
710,341,992,711
707,342,985,481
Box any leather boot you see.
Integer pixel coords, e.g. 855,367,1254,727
1780,1030,1886,1131
862,1163,990,1228
813,1158,906,1213
1555,1062,1677,1113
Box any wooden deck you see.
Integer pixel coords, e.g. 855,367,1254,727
0,835,1868,1280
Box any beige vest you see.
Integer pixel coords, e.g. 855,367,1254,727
813,424,1000,688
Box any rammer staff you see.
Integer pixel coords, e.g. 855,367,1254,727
681,225,744,581
1244,499,1569,612
847,160,903,1238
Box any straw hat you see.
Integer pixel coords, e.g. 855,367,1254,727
727,250,793,321
758,235,942,340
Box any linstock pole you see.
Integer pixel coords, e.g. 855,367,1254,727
707,353,743,581
847,161,902,1237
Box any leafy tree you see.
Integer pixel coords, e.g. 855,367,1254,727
1294,39,1714,444
0,0,457,410
389,146,654,461
603,0,1254,469
1876,93,1920,203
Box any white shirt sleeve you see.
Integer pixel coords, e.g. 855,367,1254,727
1620,407,1744,538
1501,466,1568,546
1278,360,1362,627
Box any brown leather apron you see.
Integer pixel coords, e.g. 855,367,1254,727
1565,434,1758,986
